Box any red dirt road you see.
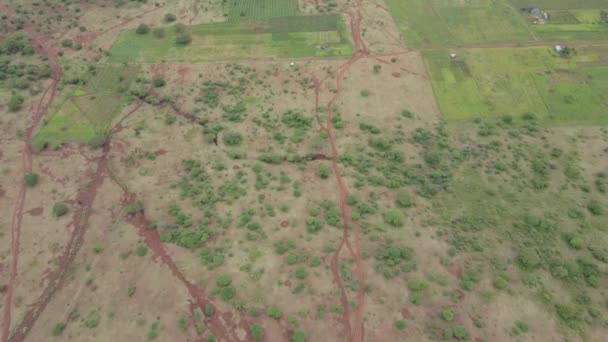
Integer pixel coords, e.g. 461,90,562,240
312,1,369,341
1,36,62,342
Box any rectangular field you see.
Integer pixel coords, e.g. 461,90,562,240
224,0,298,21
424,46,608,125
107,14,352,63
384,0,535,48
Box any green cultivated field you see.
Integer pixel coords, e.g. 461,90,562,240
424,47,608,125
384,0,535,48
509,0,608,9
33,66,139,150
107,15,352,63
224,0,298,21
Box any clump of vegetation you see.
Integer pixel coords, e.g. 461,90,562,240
317,164,332,179
52,322,66,336
24,172,39,187
8,94,25,112
136,24,150,35
223,132,243,146
383,209,405,227
164,13,177,22
266,306,282,320
52,203,69,217
152,76,166,88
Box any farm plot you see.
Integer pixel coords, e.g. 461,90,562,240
531,10,608,41
107,14,352,63
384,0,535,48
33,65,140,150
224,0,298,21
424,46,608,125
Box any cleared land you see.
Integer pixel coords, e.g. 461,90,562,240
424,46,608,125
107,15,352,63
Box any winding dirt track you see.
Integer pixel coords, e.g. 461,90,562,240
2,36,62,342
312,1,369,341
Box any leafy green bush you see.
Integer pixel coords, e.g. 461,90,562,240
219,286,235,301
317,164,332,179
136,245,148,257
251,325,264,341
175,33,192,45
24,172,39,187
8,94,24,112
394,320,406,330
295,267,307,280
266,306,282,319
164,13,177,22
52,322,66,336
87,132,106,149
152,77,166,87
407,279,427,292
518,248,541,270
587,200,603,216
383,210,405,227
136,24,150,34
286,254,298,265
291,330,307,342
223,132,243,146
441,309,455,322
52,203,69,217
396,191,413,208
216,274,232,287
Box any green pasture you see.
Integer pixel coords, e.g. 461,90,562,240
33,65,139,150
384,0,535,48
224,0,298,21
424,46,608,125
107,15,352,63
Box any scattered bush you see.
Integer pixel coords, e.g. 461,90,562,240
266,306,282,320
223,132,243,146
251,325,264,341
152,76,166,88
52,322,65,336
175,33,192,45
136,24,150,34
441,309,455,322
52,202,69,217
164,13,177,22
383,209,405,227
216,274,232,287
317,164,332,179
8,94,25,112
291,330,307,342
407,279,427,292
24,172,39,187
396,191,413,208
87,132,106,149
587,200,603,216
136,245,148,257
394,320,406,330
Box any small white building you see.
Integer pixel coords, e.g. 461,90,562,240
554,45,563,53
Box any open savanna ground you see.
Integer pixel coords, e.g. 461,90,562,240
424,46,608,125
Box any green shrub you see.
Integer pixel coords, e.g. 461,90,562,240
87,133,106,149
383,210,405,227
317,164,332,179
394,319,406,330
216,274,232,287
566,233,584,250
360,89,370,97
24,172,39,187
52,322,66,336
518,248,540,270
8,94,24,112
136,245,148,257
266,306,282,319
219,286,235,301
164,13,177,22
152,77,166,88
295,267,307,280
175,33,192,45
52,202,69,217
286,254,298,265
136,24,150,34
291,330,307,342
223,132,243,146
407,279,427,292
251,325,264,341
587,200,603,216
441,309,455,322
396,191,412,208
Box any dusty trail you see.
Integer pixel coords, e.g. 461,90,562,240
1,36,62,342
312,1,369,341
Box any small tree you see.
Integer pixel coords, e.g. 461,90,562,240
24,172,39,187
164,13,177,22
152,76,166,88
317,164,332,179
52,202,69,217
175,33,192,45
223,132,243,146
8,94,24,112
251,325,264,341
136,24,150,35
